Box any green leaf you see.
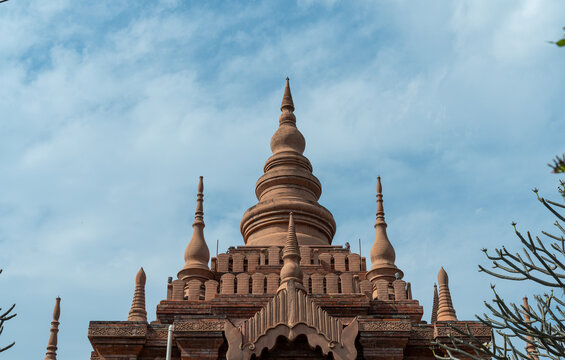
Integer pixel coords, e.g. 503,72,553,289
556,38,565,47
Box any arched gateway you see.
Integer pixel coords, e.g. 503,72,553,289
87,79,490,360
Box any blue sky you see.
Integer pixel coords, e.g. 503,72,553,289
0,0,564,358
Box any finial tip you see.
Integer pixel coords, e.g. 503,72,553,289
376,176,382,194
281,78,295,112
438,267,448,284
136,267,146,286
53,297,61,321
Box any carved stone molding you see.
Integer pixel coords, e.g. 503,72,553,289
88,324,147,338
410,326,435,339
434,323,491,338
175,319,225,332
147,327,169,339
470,326,492,337
359,320,411,332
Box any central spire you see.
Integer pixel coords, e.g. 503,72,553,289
280,77,295,113
240,78,336,246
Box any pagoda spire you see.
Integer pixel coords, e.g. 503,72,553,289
436,267,457,321
44,297,61,360
278,212,305,292
178,176,213,282
431,284,439,324
367,176,402,283
280,77,295,114
240,78,336,246
128,267,147,322
523,297,539,360
272,77,302,152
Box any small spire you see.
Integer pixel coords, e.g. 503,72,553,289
179,176,211,277
523,297,539,360
128,267,147,322
436,267,457,321
193,175,204,226
281,77,295,112
278,77,297,126
283,212,300,259
44,297,61,360
368,176,401,282
376,176,385,225
278,212,305,292
431,283,439,324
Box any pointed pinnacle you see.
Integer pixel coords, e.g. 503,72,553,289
281,77,295,112
431,284,439,323
193,176,204,226
283,212,300,259
180,176,210,274
438,267,448,285
278,212,305,292
128,267,147,322
135,267,146,286
437,267,457,321
45,297,61,360
375,176,386,225
198,175,203,193
53,297,61,322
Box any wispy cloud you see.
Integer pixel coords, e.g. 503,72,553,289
0,0,564,358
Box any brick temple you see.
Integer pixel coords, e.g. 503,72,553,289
86,79,490,360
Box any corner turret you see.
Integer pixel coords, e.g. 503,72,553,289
178,176,213,283
367,176,403,285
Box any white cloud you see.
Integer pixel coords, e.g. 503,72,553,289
0,0,564,358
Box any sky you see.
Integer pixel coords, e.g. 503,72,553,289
0,0,564,358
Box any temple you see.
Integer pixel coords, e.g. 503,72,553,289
87,79,490,359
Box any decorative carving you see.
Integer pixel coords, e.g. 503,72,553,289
470,326,492,337
359,320,411,332
411,326,435,339
88,325,147,337
147,327,169,339
225,280,358,360
175,320,224,332
434,324,491,338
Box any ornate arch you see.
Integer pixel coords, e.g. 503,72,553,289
224,280,358,360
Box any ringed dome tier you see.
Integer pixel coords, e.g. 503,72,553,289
240,78,336,246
